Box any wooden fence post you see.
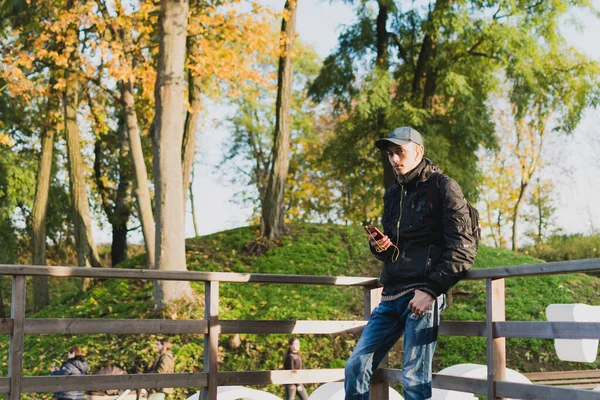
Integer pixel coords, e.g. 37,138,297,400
200,281,219,400
486,278,506,400
9,275,25,400
364,286,388,400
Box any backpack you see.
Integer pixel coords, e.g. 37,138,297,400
428,172,481,251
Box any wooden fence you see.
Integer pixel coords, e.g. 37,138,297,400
0,258,600,399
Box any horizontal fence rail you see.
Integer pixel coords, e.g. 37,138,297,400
19,373,208,393
0,258,598,399
1,257,598,280
23,319,209,335
466,258,600,279
0,264,380,285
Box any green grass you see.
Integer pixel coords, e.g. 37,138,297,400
6,223,600,399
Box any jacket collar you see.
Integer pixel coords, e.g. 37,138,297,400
396,158,439,186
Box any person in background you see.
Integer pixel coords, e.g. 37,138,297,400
51,345,89,400
87,364,128,398
148,338,174,399
283,337,309,400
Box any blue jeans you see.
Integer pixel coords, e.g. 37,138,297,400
344,292,445,400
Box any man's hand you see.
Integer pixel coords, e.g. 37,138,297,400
408,290,435,316
368,234,392,252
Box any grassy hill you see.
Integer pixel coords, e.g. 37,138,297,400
5,223,600,399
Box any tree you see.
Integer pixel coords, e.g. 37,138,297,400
508,117,546,251
524,175,557,246
1,0,106,272
0,0,79,304
479,144,513,249
262,0,298,240
182,61,202,206
152,0,195,309
0,0,79,281
90,0,158,270
479,102,542,250
31,93,59,310
183,0,274,228
222,35,333,226
310,0,600,213
479,65,597,250
505,44,600,249
92,118,133,267
99,0,274,271
120,80,156,269
0,139,36,315
2,0,275,284
189,164,200,237
64,77,103,270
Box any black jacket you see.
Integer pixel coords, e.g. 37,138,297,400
371,158,476,298
284,351,303,370
51,356,89,400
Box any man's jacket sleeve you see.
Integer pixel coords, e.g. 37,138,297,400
423,177,476,297
369,186,395,262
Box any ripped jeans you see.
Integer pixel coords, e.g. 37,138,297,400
344,291,445,400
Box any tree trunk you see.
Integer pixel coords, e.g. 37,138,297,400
412,33,434,97
412,0,447,104
423,67,438,110
111,224,128,266
93,124,132,267
182,69,202,206
262,0,297,240
111,124,132,267
512,122,543,251
189,164,200,238
31,124,54,311
375,0,389,70
120,81,156,269
375,0,395,189
64,76,103,274
153,0,194,310
511,182,528,251
535,184,543,245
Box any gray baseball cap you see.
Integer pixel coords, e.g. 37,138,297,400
375,126,423,149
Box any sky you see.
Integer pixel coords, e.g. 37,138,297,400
96,0,600,244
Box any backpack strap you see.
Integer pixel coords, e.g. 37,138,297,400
426,171,444,221
427,172,442,197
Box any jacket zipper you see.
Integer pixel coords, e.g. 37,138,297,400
392,185,404,262
425,244,434,275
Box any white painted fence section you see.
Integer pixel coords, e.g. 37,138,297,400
187,386,282,400
546,304,600,363
432,364,531,400
307,381,403,400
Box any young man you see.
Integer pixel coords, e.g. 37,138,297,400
344,126,477,400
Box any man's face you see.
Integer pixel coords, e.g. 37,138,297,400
386,142,423,175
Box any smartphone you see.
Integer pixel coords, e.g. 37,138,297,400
364,225,384,240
